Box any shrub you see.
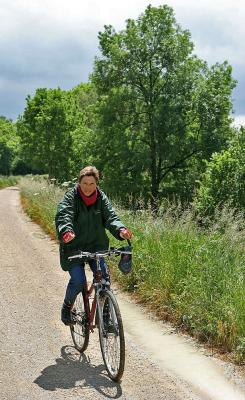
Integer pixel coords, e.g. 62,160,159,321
195,128,245,216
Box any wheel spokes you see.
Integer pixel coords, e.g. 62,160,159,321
100,299,121,375
104,336,120,373
70,292,89,352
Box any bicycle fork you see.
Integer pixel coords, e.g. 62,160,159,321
96,289,119,337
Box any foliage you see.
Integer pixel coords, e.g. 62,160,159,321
0,175,19,189
92,5,236,206
194,127,245,215
0,117,19,174
17,88,72,181
63,83,99,178
19,175,64,239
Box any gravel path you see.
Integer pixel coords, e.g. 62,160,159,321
0,187,244,400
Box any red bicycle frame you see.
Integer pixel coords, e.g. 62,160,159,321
82,268,102,332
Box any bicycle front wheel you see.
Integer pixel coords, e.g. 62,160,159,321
70,292,89,353
98,290,125,382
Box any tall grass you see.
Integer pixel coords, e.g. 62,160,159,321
19,176,245,363
0,175,19,189
19,175,64,239
117,206,245,362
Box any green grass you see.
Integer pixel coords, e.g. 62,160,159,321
0,175,19,189
19,175,64,239
19,176,245,363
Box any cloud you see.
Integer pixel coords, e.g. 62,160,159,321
233,115,245,128
0,0,102,118
0,0,244,120
180,8,245,67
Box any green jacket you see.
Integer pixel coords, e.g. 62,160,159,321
55,185,125,270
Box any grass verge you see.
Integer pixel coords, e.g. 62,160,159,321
0,175,19,189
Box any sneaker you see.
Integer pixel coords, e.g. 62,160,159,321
61,302,75,325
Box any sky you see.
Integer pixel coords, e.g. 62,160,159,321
0,0,245,126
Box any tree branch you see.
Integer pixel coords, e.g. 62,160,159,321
161,148,201,179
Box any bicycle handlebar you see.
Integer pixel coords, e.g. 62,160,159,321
68,245,132,261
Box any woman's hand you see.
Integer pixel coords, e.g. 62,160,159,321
62,231,75,243
119,228,132,240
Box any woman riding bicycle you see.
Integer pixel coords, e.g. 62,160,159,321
55,165,132,325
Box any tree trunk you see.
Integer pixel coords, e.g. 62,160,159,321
149,113,159,212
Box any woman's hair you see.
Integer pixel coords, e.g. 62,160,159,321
78,166,100,183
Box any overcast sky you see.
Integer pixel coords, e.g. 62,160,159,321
0,0,245,126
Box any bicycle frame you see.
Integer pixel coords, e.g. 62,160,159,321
82,260,106,333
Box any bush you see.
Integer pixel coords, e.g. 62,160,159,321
0,175,19,189
195,128,245,216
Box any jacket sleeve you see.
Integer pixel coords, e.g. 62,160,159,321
101,194,125,240
55,189,76,240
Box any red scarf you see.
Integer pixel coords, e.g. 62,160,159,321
78,186,98,206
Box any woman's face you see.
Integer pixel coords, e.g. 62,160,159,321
80,176,97,196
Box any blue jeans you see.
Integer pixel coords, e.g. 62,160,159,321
64,258,109,305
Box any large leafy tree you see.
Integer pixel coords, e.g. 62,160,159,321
92,5,236,206
63,83,99,178
17,88,72,181
0,117,19,175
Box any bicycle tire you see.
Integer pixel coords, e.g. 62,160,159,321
98,289,125,382
70,292,90,353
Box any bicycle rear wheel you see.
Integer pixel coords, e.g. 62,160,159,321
98,290,125,382
70,292,89,353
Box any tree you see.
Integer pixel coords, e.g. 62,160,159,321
17,88,72,181
63,83,99,178
92,5,236,207
194,127,245,215
0,117,19,175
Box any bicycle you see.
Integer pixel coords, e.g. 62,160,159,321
67,242,132,382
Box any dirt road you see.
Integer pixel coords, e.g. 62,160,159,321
0,187,244,400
